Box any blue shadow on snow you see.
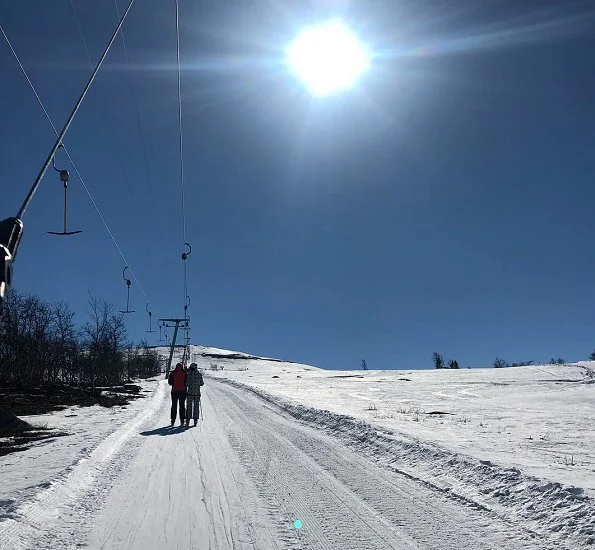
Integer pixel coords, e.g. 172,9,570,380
140,425,187,436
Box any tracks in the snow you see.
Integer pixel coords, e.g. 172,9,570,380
3,377,564,550
0,381,167,550
210,381,547,550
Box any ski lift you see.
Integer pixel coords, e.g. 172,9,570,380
120,266,135,313
157,320,164,342
183,297,191,346
181,242,191,261
48,145,82,236
145,302,156,333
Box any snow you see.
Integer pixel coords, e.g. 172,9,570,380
202,348,595,548
0,346,593,549
0,378,160,512
207,353,595,497
0,378,162,547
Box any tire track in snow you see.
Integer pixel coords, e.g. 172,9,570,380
211,381,549,550
218,389,420,549
217,376,593,549
86,383,282,550
11,375,558,549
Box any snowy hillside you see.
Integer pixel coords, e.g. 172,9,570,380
208,355,595,494
0,345,593,550
200,348,594,548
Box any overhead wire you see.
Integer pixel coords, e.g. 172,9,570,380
175,0,187,246
70,0,156,316
69,0,134,195
7,0,135,219
113,0,155,191
175,0,191,346
0,18,152,307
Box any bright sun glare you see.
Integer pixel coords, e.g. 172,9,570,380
287,20,370,97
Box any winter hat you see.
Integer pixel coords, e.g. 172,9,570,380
175,362,183,368
189,362,198,369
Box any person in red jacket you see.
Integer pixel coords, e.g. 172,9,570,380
168,363,187,426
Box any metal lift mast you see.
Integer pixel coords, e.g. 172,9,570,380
159,318,189,376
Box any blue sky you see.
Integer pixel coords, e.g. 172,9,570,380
2,1,595,370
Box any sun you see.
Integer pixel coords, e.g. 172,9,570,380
286,20,370,97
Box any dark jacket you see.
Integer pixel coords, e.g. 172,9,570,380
186,367,204,396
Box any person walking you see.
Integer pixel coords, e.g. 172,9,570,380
185,362,204,426
168,362,187,426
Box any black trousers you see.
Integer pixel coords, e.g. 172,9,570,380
171,391,186,422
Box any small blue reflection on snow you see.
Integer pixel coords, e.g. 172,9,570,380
293,520,303,529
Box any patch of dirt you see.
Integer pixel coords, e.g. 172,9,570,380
0,383,144,416
0,412,67,457
96,384,142,394
200,351,299,365
0,410,30,431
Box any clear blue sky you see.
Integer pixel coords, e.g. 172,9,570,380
2,1,595,370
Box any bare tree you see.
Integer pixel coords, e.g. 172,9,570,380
82,296,127,387
1,290,166,388
47,301,78,383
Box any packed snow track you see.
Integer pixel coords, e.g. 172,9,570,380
1,379,554,549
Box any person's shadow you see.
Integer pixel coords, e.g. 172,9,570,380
140,425,186,436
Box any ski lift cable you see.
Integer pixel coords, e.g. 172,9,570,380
0,16,152,307
175,0,187,245
68,0,135,196
183,257,188,319
4,0,136,220
67,0,94,69
113,0,155,191
181,243,191,338
175,0,191,332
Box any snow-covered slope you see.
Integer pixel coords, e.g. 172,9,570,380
208,355,594,496
199,349,594,548
1,346,593,549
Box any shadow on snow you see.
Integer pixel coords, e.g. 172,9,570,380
139,425,188,436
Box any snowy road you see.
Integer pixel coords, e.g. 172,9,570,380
1,378,559,549
82,379,548,550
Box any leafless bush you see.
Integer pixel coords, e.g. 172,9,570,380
0,290,159,387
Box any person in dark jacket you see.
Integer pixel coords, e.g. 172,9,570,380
168,363,187,426
185,362,204,426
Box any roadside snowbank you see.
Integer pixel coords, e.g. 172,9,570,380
216,376,595,550
205,355,594,496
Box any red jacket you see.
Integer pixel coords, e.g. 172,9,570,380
168,366,187,392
